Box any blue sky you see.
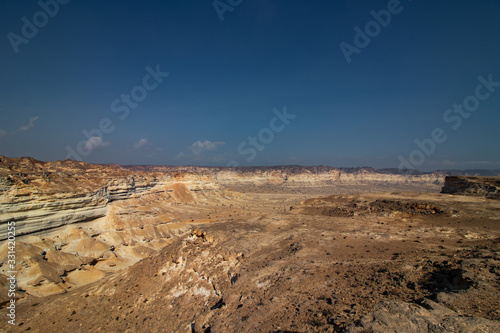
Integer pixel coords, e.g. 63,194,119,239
0,0,499,171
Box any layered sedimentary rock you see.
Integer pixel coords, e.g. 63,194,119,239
5,191,500,332
2,156,500,331
441,176,500,200
1,156,446,240
0,156,165,239
0,159,232,297
0,189,109,240
214,167,444,190
127,165,445,191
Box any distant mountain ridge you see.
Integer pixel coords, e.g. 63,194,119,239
122,164,442,176
123,164,500,177
5,154,494,239
1,155,498,176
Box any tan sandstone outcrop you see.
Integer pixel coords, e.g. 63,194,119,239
0,156,165,240
1,157,446,240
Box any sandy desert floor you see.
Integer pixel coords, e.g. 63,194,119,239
1,186,500,332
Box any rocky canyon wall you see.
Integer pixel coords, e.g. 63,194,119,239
1,157,447,240
0,157,166,240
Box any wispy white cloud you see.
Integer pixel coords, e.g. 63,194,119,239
190,140,225,154
130,138,150,151
17,116,39,132
0,117,40,138
83,136,110,151
175,151,187,160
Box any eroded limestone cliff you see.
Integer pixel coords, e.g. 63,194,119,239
1,157,446,240
0,156,164,239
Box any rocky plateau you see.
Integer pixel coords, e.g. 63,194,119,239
0,156,499,332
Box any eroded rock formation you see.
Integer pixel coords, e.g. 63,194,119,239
0,156,165,239
1,157,446,240
441,176,500,200
1,156,500,332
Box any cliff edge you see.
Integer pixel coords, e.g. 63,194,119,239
441,176,500,200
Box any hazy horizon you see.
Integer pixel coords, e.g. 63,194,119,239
4,154,500,175
1,0,500,172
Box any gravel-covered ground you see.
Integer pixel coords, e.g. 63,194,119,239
2,190,500,332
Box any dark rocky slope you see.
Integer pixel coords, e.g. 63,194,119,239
441,176,500,200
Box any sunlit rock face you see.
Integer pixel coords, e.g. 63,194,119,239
0,157,446,240
212,166,445,193
3,156,500,332
126,165,445,191
0,156,165,240
441,176,500,200
0,157,231,296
